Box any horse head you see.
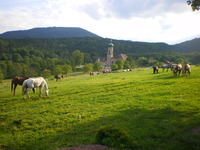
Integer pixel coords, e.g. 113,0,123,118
45,88,49,96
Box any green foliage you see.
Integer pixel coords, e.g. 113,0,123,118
72,50,84,66
187,0,200,11
0,37,200,78
115,59,124,70
83,63,93,73
42,69,52,78
96,126,135,149
111,63,118,71
175,58,184,64
137,57,148,67
53,65,63,75
93,62,103,72
0,71,3,82
62,65,72,75
123,60,131,69
126,57,137,68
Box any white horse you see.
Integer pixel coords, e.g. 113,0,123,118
172,64,182,76
22,77,49,99
182,64,191,76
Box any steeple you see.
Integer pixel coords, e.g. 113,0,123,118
107,40,114,67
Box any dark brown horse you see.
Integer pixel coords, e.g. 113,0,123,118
11,77,32,95
54,75,63,82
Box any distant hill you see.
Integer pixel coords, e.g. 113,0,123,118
174,38,200,52
0,27,199,54
0,27,101,38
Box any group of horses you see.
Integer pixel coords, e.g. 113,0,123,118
11,77,49,99
11,74,63,99
153,64,191,76
11,63,190,99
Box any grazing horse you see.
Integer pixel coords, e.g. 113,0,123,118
90,72,94,76
173,64,182,76
161,64,171,72
54,75,63,82
182,64,191,76
22,77,49,99
11,77,32,95
153,66,159,74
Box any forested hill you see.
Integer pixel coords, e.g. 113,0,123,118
173,38,200,52
0,37,199,55
0,27,100,38
0,36,200,79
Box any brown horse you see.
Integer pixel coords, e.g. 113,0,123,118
153,66,158,74
11,77,35,95
54,75,63,82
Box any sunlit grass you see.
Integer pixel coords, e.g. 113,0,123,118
0,67,200,150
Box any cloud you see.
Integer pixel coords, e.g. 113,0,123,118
0,0,199,44
80,0,190,19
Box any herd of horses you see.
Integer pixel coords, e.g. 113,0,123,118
11,64,191,99
153,63,191,76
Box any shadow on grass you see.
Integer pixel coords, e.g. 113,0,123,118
151,72,186,80
18,106,200,150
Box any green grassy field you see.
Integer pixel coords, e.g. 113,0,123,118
0,67,200,150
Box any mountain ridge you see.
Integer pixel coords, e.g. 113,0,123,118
0,27,199,53
0,27,101,38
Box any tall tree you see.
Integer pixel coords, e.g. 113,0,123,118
175,58,184,64
93,62,103,72
53,65,63,75
111,64,118,71
137,57,148,67
62,65,72,76
115,59,124,70
83,63,93,73
72,50,84,66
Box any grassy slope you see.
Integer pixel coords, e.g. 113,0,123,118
0,67,200,150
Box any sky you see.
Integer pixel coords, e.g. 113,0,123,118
0,0,200,44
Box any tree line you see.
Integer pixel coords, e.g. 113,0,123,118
0,37,199,80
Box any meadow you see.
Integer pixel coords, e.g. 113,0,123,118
0,67,200,150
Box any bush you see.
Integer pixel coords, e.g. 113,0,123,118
96,126,135,149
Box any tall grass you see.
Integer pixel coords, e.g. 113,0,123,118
0,67,200,150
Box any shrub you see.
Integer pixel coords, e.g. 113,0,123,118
96,126,135,149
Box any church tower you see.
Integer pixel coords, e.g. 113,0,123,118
107,40,114,67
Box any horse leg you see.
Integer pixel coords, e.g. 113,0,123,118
25,88,32,99
39,87,42,97
23,88,27,99
14,84,17,96
179,70,181,76
32,88,36,93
